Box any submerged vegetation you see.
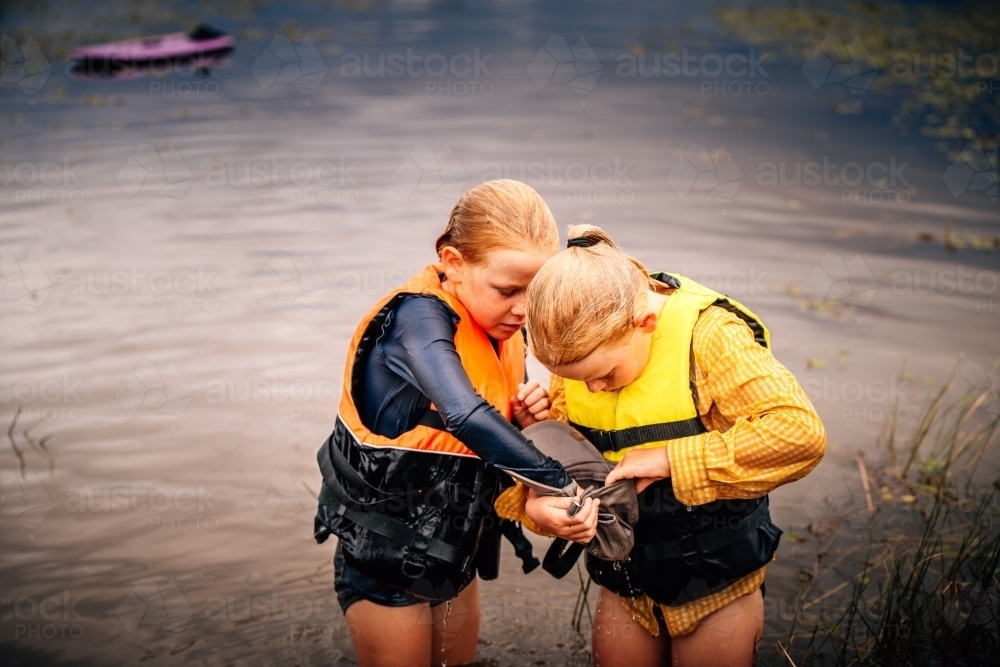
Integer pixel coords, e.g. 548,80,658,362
713,0,999,163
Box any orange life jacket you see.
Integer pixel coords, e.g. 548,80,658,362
337,264,525,457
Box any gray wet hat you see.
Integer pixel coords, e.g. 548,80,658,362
522,420,639,562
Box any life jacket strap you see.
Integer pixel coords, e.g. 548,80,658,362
542,538,586,579
570,417,707,453
639,497,770,561
317,429,419,510
317,484,462,565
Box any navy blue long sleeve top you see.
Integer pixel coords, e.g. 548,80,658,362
357,294,570,490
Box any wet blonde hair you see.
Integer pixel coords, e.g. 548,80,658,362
436,180,559,264
527,224,665,367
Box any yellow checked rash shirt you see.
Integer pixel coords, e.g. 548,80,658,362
495,304,826,637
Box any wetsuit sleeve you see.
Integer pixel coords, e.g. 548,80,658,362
666,307,827,506
382,295,571,491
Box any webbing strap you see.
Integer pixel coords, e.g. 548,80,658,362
318,485,461,564
317,432,414,511
542,538,585,579
570,418,706,453
639,498,771,561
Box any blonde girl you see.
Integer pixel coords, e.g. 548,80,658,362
313,181,598,667
517,224,826,667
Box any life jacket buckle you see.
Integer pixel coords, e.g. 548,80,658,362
679,534,701,565
401,554,427,579
591,428,622,452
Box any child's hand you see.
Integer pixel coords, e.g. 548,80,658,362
511,379,550,428
604,448,671,494
524,489,599,544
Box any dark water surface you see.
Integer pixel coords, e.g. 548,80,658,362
1,1,997,664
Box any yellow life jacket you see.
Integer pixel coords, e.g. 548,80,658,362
337,264,524,457
562,273,779,607
564,272,769,462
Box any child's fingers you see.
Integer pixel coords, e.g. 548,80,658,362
566,502,600,542
520,385,547,407
542,495,574,512
566,497,598,526
527,398,550,416
604,465,637,486
516,379,541,402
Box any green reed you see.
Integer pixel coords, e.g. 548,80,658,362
773,363,999,666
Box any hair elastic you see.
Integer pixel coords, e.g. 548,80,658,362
567,237,595,249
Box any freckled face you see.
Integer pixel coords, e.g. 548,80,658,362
447,248,552,341
550,329,653,393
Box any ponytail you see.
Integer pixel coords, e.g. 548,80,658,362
527,225,659,367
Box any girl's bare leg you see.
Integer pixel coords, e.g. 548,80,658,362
344,578,481,667
592,586,669,667
671,588,763,667
432,577,480,666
